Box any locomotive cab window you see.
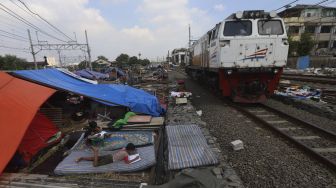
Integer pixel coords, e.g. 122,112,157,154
223,21,252,36
258,20,284,35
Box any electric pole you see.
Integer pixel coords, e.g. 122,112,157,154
188,24,191,48
28,29,37,70
57,50,62,67
85,30,92,70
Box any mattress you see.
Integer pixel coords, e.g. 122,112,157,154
54,145,156,175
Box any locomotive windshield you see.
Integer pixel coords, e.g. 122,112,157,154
223,21,252,36
258,20,284,35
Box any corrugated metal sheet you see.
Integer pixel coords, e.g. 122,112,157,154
166,124,218,170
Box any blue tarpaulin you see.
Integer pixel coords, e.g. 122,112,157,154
75,69,109,80
104,67,126,77
13,69,164,116
297,56,310,70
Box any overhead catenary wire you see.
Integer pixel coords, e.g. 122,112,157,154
0,29,29,40
274,0,300,11
0,2,67,43
304,0,336,23
0,33,29,42
14,0,74,42
281,0,336,24
0,16,29,34
280,0,330,17
0,44,30,52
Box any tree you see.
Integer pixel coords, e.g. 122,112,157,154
128,56,138,65
140,58,150,66
115,53,129,67
77,60,88,69
116,54,129,64
288,36,299,57
0,55,27,70
297,32,315,56
97,55,108,61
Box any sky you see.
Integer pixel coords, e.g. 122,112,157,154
0,0,332,64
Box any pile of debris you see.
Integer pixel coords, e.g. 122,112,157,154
274,81,336,120
284,67,336,77
275,84,321,101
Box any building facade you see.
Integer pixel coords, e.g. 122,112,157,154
279,4,336,55
170,48,189,66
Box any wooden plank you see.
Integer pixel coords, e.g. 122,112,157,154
0,181,76,188
121,128,159,131
128,115,152,123
0,173,48,180
101,117,164,129
122,117,164,127
175,98,187,104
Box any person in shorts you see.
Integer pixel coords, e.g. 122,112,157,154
76,143,139,167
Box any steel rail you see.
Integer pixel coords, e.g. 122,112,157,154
281,75,336,85
226,101,336,171
282,73,335,79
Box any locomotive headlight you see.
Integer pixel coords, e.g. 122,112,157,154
235,11,243,19
273,69,278,74
227,70,233,75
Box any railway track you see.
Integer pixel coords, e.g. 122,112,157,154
321,89,336,105
229,102,336,171
281,74,336,85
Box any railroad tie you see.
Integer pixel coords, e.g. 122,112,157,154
256,114,276,117
278,127,302,131
312,148,336,153
248,110,266,113
267,120,288,124
292,136,320,140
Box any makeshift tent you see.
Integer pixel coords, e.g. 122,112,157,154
18,113,61,163
0,72,55,174
75,69,109,80
13,68,164,116
104,67,126,77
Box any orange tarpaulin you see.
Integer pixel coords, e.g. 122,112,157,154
0,72,55,174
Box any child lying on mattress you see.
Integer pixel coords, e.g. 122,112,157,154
75,143,139,167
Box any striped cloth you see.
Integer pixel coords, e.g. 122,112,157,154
54,146,156,175
167,124,218,170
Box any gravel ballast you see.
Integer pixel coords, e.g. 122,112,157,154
170,71,336,188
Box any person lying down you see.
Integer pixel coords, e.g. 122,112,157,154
76,143,139,167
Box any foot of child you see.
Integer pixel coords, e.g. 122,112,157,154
75,157,82,163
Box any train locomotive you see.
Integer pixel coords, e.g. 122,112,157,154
186,10,289,103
